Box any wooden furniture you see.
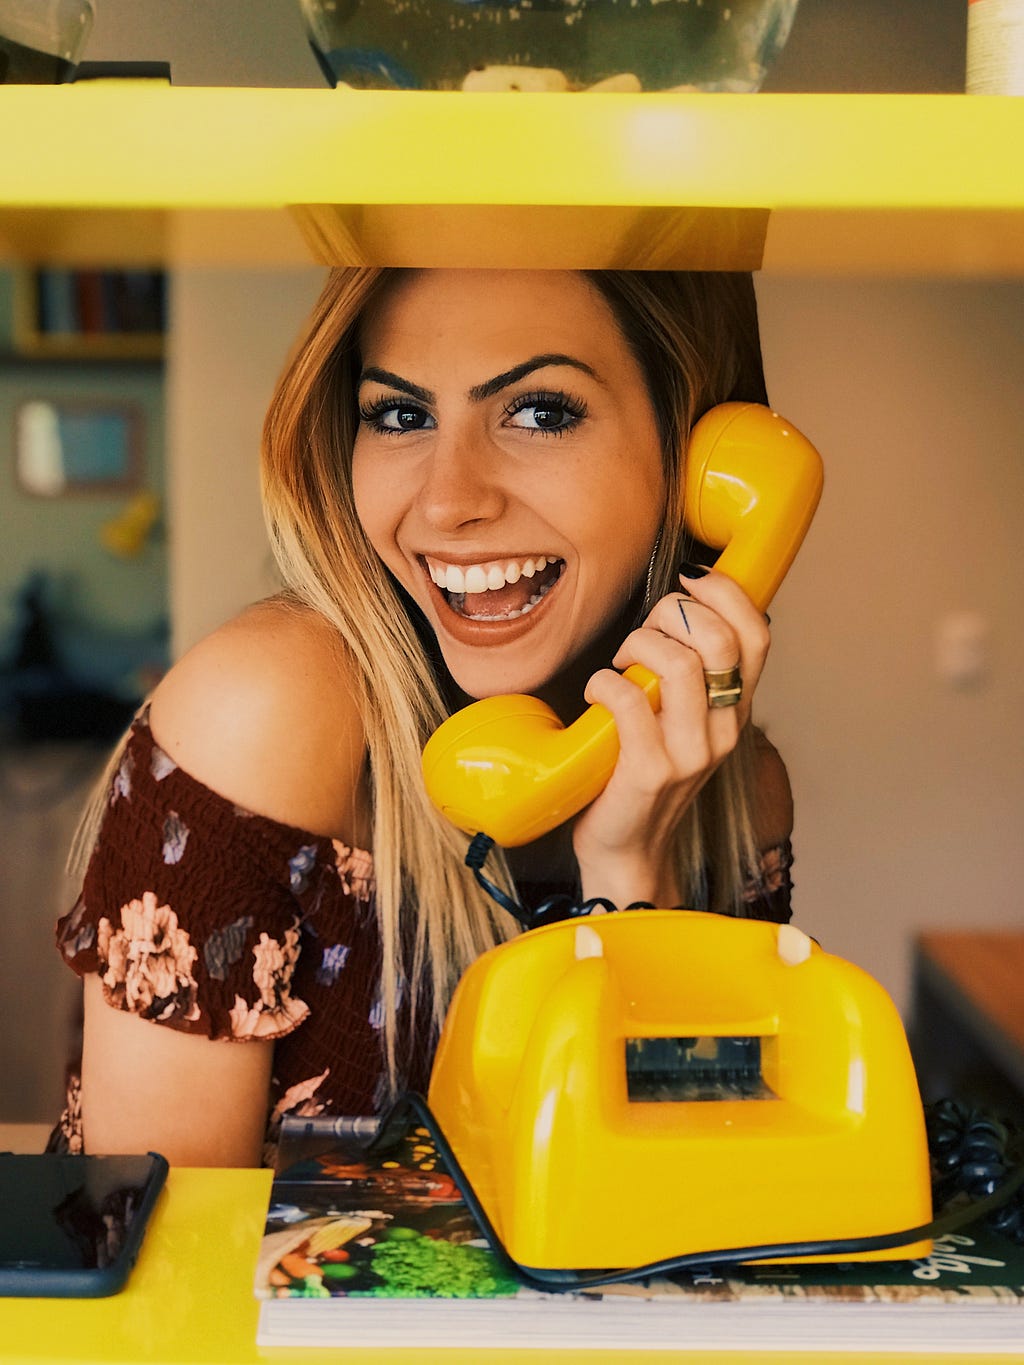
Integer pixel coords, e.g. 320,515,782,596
911,930,1024,1117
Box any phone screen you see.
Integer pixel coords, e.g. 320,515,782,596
0,1152,168,1297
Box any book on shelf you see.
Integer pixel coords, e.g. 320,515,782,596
30,270,166,339
254,1117,1024,1351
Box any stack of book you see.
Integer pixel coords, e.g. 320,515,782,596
254,1120,1024,1352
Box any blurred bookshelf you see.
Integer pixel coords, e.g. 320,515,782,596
10,268,165,363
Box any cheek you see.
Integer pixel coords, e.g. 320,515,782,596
351,450,394,557
627,447,668,545
576,455,665,563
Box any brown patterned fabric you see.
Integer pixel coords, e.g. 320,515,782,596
50,709,792,1165
51,707,430,1163
739,839,794,924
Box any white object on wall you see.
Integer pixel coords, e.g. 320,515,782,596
967,0,1024,93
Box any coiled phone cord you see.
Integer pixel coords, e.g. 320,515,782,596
927,1098,1024,1243
357,1092,1024,1294
465,832,648,929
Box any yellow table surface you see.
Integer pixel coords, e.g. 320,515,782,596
1,1167,1022,1365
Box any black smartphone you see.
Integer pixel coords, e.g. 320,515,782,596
0,1151,168,1298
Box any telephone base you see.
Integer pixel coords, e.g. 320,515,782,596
427,910,933,1270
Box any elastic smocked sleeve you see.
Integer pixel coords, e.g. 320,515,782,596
55,711,354,1043
740,728,795,923
739,838,794,924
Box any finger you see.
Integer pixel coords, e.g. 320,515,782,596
619,594,741,675
649,596,748,715
615,595,749,723
583,667,675,789
664,570,771,697
674,568,771,677
611,626,742,772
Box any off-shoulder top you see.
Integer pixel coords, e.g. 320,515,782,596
51,707,793,1165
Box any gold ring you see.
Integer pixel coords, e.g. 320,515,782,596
704,664,742,709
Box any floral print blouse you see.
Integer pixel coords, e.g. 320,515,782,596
51,709,793,1166
52,707,431,1165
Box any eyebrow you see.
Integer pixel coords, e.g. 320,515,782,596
469,354,600,401
358,367,433,403
358,353,600,406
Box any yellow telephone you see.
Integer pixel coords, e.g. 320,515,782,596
427,911,934,1270
421,402,824,847
421,404,934,1273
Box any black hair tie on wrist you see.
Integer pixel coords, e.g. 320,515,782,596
465,833,618,931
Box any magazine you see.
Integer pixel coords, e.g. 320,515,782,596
255,1120,1024,1351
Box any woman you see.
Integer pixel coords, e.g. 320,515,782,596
52,268,793,1167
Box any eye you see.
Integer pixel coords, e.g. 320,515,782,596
359,397,436,435
504,390,587,437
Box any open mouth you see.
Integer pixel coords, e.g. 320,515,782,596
424,554,566,623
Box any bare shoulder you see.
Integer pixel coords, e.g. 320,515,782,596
750,727,793,850
149,598,367,840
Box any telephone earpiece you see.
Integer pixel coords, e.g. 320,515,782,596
682,403,823,616
421,403,823,847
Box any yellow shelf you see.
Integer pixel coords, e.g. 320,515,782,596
1,86,1022,273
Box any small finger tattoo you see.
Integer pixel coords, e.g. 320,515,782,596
677,598,692,635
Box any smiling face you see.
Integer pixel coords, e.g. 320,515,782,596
351,270,666,700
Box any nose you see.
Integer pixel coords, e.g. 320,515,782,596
414,425,507,534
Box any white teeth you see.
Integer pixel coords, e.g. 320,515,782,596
458,573,559,622
426,553,562,602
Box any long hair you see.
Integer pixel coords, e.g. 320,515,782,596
259,268,516,1087
71,267,770,1090
584,270,769,914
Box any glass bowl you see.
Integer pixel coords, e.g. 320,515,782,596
298,0,800,93
0,0,94,84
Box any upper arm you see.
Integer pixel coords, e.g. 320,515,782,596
81,974,272,1167
735,728,794,921
750,728,793,852
77,600,369,1166
148,599,367,841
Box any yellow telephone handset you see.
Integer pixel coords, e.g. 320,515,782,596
421,403,823,847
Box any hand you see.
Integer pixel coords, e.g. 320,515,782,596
571,569,770,908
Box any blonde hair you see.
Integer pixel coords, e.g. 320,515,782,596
583,270,769,914
259,268,516,1086
71,267,769,1090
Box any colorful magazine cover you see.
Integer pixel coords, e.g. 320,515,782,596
255,1124,520,1302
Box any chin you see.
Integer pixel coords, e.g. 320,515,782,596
443,649,563,703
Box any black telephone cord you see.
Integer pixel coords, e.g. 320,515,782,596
362,1091,1024,1295
465,832,642,928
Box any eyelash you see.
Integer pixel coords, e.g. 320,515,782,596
357,389,589,438
357,395,428,436
503,389,588,437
